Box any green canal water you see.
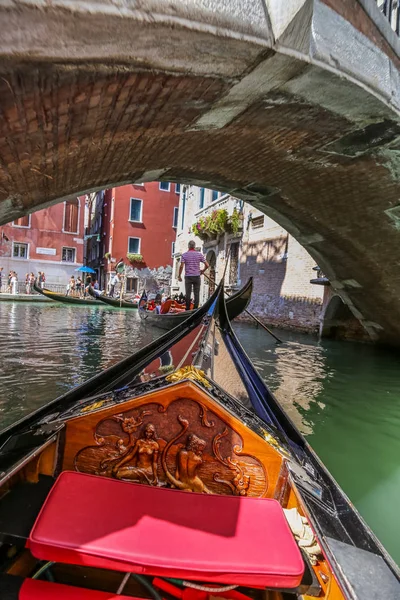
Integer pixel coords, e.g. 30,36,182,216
0,302,399,565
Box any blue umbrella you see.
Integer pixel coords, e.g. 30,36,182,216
75,266,96,273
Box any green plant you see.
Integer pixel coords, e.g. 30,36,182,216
229,208,241,235
127,253,144,263
191,208,240,239
104,252,111,259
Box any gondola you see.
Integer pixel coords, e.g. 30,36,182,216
88,285,139,308
33,282,102,306
139,278,253,330
0,284,399,600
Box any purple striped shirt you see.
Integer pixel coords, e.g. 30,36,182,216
181,250,205,276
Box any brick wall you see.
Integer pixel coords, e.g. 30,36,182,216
239,208,323,332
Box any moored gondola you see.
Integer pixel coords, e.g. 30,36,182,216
139,278,253,330
33,282,102,306
88,285,139,308
0,284,399,600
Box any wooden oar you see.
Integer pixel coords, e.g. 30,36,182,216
203,273,282,344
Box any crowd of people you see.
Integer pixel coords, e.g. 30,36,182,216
0,268,46,295
66,275,99,298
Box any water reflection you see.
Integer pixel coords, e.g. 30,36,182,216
0,303,158,427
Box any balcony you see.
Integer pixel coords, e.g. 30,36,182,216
191,207,243,242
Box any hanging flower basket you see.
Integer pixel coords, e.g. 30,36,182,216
191,208,243,239
127,253,145,266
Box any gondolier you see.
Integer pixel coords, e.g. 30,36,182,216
178,240,209,310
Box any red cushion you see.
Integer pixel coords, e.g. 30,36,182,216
20,578,136,599
29,472,304,589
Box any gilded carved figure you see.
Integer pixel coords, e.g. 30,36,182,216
98,420,160,485
113,422,160,484
162,417,212,494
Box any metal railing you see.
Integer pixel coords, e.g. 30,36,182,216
377,0,400,36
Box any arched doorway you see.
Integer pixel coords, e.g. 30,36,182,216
206,250,216,297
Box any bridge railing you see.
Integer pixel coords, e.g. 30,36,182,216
377,0,400,36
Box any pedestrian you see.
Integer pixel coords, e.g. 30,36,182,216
38,271,46,289
11,271,18,295
7,271,12,293
109,273,119,297
76,276,83,297
93,279,99,290
84,276,92,297
178,240,209,310
0,267,3,293
25,273,30,294
69,275,76,296
29,272,35,293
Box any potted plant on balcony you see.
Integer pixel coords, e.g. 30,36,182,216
191,209,230,241
126,253,145,268
226,208,242,236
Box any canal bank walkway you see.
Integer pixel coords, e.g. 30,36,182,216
0,293,52,302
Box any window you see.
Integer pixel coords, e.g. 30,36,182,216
173,207,179,228
211,190,220,202
175,184,181,194
126,278,138,293
64,198,79,233
199,188,205,209
128,237,141,254
62,247,76,263
13,242,28,259
251,215,264,229
171,242,175,257
159,182,171,192
129,198,143,222
13,214,30,228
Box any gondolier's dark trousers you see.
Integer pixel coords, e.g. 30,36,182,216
185,276,201,311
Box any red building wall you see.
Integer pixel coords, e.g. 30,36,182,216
0,199,85,284
103,182,179,271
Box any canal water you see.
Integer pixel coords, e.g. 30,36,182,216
0,302,399,565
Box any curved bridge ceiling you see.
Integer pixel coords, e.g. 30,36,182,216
0,0,400,344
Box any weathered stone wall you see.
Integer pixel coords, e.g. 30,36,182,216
239,226,323,332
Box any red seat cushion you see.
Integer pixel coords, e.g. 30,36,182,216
20,578,137,599
29,472,304,589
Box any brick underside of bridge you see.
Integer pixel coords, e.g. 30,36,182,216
0,0,400,344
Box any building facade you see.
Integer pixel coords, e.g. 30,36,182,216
86,182,180,291
0,199,85,289
172,186,324,332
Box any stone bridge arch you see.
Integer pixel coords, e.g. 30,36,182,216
0,0,400,344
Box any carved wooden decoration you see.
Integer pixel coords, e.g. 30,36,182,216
73,396,268,497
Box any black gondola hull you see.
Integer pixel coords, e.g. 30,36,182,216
139,278,253,330
33,283,102,306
